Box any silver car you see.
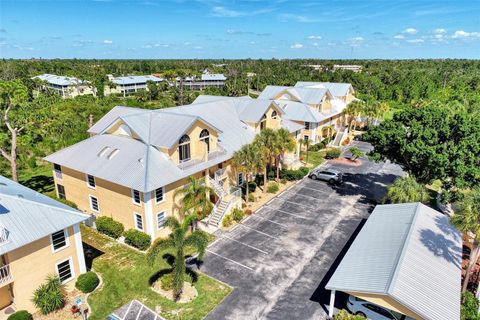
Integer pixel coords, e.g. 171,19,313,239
308,168,343,184
346,295,413,320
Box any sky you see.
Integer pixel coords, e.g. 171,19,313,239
0,0,479,59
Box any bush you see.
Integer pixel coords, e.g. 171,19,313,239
299,166,309,175
461,292,480,320
254,174,264,187
124,229,151,250
267,170,276,180
232,208,245,222
7,311,33,320
32,275,64,315
334,309,365,319
248,194,256,202
325,149,341,159
96,216,124,239
75,271,99,293
160,273,174,291
222,214,233,228
242,181,256,195
267,182,279,193
54,197,78,209
244,209,253,215
309,143,325,152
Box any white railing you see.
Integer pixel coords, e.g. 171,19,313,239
0,264,12,285
207,176,226,197
0,225,8,245
207,197,223,226
177,145,227,171
207,145,227,161
214,168,227,181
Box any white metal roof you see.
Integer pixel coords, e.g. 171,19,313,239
33,74,86,86
0,176,88,255
201,73,227,81
326,203,461,320
294,81,354,97
111,75,163,85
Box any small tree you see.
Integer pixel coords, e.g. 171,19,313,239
304,138,312,165
174,176,213,221
275,128,296,181
383,176,430,204
254,129,279,193
349,147,364,160
232,143,262,203
32,275,64,315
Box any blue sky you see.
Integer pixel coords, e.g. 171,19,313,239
1,0,479,59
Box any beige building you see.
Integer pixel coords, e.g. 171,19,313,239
33,74,96,99
104,74,165,96
0,176,88,315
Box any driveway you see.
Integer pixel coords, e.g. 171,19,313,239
195,142,403,319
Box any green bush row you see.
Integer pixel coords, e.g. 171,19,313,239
124,229,152,251
231,208,245,222
267,182,279,193
280,166,310,181
96,216,151,250
325,149,341,159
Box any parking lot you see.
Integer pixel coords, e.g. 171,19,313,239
196,142,403,320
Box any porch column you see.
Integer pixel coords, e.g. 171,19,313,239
328,290,336,318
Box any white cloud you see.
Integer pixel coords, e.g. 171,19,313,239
211,6,242,17
184,42,191,46
407,39,424,43
393,34,405,39
350,36,364,41
452,30,480,38
433,28,447,34
280,14,318,23
194,46,203,49
103,40,113,44
402,28,418,35
290,43,304,49
312,42,319,47
434,34,444,39
154,43,169,47
308,35,322,40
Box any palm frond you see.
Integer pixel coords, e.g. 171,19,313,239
185,230,209,261
147,238,174,265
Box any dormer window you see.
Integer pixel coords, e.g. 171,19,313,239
199,129,210,153
271,110,278,119
178,134,191,162
260,114,267,131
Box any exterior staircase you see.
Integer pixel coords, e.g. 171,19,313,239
209,177,226,198
208,199,230,227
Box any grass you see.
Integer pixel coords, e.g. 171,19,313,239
81,225,232,320
18,164,55,196
300,150,324,168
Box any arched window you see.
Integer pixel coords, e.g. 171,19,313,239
178,134,191,162
271,110,278,119
260,114,267,131
199,129,210,153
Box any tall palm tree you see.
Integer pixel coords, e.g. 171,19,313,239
451,188,480,293
383,176,430,204
344,100,365,132
174,176,213,221
303,137,312,165
275,128,296,180
232,143,262,202
147,214,209,300
253,128,279,193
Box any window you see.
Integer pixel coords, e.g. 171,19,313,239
86,174,96,188
260,114,267,131
303,135,309,143
53,163,62,179
199,129,210,153
134,213,143,231
132,189,141,205
89,195,99,212
304,122,310,130
57,184,66,199
56,258,74,284
271,110,278,119
157,211,166,229
155,187,164,203
237,172,244,186
51,229,68,251
178,134,191,162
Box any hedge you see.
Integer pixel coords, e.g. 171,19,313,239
242,181,257,194
96,216,124,239
232,208,245,222
75,271,100,293
267,182,279,193
280,166,309,181
7,311,33,320
325,149,341,159
124,229,151,250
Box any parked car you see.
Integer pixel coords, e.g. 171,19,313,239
346,295,413,320
308,168,342,184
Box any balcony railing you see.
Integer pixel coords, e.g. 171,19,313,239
0,264,13,286
177,145,228,171
0,225,8,245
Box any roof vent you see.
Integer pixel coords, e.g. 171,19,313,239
107,149,119,159
17,194,24,198
98,146,111,157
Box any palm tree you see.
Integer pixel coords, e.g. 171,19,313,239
383,176,430,204
451,188,480,293
147,214,209,300
303,137,312,165
253,128,279,193
344,100,365,132
174,176,213,221
232,143,262,202
275,128,296,181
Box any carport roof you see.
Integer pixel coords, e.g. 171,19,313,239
326,203,461,320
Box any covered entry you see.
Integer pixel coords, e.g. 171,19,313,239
326,203,461,320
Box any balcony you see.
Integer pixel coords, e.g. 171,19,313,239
177,145,228,171
0,264,13,286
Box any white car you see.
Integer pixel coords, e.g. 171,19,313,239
346,295,413,320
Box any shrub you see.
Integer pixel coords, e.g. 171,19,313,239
232,208,245,222
248,194,256,202
95,216,124,239
244,208,253,215
254,174,264,186
242,181,256,195
309,143,325,152
349,146,364,160
124,229,151,250
7,311,33,320
160,273,175,291
75,272,99,293
54,197,78,209
222,214,233,228
267,170,276,180
325,149,341,159
32,275,64,315
461,292,480,320
299,166,309,175
267,182,279,193
334,309,365,319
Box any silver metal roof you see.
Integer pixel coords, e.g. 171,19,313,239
111,75,163,85
281,119,304,133
33,74,86,86
294,81,354,97
201,73,226,81
0,176,88,255
326,203,461,320
258,85,333,105
275,100,325,123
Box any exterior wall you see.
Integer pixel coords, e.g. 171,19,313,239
321,96,332,113
4,225,84,313
346,92,355,103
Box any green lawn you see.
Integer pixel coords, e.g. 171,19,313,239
81,225,232,320
18,164,56,196
300,150,324,168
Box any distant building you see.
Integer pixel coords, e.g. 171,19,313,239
176,71,227,90
33,74,96,98
302,64,326,71
105,75,165,96
332,64,363,73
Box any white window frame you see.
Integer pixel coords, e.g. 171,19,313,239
50,228,70,253
53,163,62,180
155,187,165,204
86,174,96,189
89,195,99,213
134,212,144,231
157,211,166,229
237,172,245,186
56,184,66,199
55,257,75,284
131,189,141,206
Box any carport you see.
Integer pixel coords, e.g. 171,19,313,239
326,203,461,320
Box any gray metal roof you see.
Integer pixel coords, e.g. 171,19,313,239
111,75,163,85
0,176,88,255
234,99,284,123
281,119,304,133
201,73,227,81
258,85,333,105
326,203,461,320
294,81,354,97
33,74,86,86
275,100,325,123
257,85,291,100
108,300,165,320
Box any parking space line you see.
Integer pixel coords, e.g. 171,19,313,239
219,235,269,254
238,224,277,239
249,214,289,228
292,185,332,193
265,205,311,220
285,190,328,201
281,199,318,210
206,249,254,271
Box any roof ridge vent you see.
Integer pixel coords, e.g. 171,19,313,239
107,149,119,159
98,146,111,157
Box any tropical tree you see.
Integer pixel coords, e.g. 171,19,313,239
383,176,430,204
232,143,262,202
344,100,365,132
173,176,213,221
348,146,364,161
274,128,296,181
254,128,279,192
147,214,209,300
303,137,312,165
451,188,480,293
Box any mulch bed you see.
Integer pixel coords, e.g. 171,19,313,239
330,157,362,167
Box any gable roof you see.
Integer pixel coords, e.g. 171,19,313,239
110,75,163,85
294,81,354,97
257,85,291,100
33,74,86,86
326,203,461,320
201,73,226,81
275,100,325,123
0,176,88,255
258,85,333,105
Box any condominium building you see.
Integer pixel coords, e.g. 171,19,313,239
176,73,227,90
332,64,363,73
33,74,96,98
105,75,165,96
0,176,88,314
